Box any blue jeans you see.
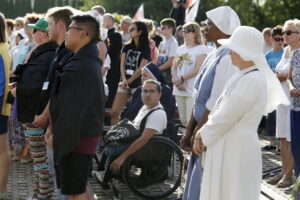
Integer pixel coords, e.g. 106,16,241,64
291,110,300,177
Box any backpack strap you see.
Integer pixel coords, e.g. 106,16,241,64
139,108,164,132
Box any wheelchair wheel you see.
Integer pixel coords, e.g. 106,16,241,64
122,136,183,199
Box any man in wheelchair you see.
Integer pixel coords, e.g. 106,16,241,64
94,79,167,188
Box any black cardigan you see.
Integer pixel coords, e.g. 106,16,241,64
50,41,104,162
16,41,57,123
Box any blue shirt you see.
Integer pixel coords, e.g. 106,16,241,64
265,49,284,72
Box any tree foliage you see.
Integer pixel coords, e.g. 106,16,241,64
1,0,300,30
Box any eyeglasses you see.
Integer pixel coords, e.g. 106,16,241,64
129,27,137,32
183,28,194,33
273,37,284,42
283,30,299,36
69,26,85,31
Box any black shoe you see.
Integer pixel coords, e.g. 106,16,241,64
262,145,276,151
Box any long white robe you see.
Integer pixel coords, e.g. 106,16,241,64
200,66,267,200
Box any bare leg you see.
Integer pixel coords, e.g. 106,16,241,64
285,142,294,178
280,138,288,176
110,92,131,125
0,134,11,192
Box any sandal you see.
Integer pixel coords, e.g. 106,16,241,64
277,176,293,188
266,174,283,185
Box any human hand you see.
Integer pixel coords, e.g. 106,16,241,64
180,134,192,152
110,156,126,171
290,88,300,97
8,82,16,90
176,84,186,91
33,114,48,128
172,77,182,86
10,88,16,97
119,81,129,89
193,133,205,155
44,126,53,147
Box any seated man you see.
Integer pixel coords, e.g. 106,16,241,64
94,79,167,186
120,62,175,121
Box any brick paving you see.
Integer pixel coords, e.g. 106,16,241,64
5,138,294,200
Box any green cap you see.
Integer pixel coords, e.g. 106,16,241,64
27,18,48,32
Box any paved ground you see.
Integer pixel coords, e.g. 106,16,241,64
4,137,295,200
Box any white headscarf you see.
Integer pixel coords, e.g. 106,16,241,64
206,6,241,35
218,26,290,114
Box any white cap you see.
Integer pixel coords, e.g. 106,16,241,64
218,26,290,114
206,6,240,35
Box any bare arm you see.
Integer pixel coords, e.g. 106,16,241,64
276,72,288,82
287,64,300,97
110,128,156,171
98,41,107,64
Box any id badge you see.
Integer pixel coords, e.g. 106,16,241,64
42,81,49,90
126,69,134,75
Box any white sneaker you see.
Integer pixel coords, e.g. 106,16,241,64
92,170,105,183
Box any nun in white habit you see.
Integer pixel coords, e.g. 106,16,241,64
193,26,290,200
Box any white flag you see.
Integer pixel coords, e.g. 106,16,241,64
185,0,200,22
134,4,145,21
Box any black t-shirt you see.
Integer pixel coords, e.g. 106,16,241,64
122,43,151,88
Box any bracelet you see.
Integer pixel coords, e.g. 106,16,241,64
181,76,184,83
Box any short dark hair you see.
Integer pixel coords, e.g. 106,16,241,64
24,13,41,23
0,13,6,43
5,19,14,31
71,14,100,43
46,6,74,28
160,18,176,34
271,25,283,37
143,79,162,93
92,5,106,16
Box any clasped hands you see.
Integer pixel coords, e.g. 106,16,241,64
193,131,206,155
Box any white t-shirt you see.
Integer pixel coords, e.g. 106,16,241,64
173,44,212,97
133,104,167,134
157,36,178,67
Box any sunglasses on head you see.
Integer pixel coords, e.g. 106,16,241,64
183,28,194,33
283,30,299,35
273,37,284,42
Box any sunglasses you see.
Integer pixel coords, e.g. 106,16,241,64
33,29,42,33
183,28,194,33
273,37,284,42
283,30,299,36
129,27,137,32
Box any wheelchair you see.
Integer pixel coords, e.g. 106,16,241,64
93,135,184,200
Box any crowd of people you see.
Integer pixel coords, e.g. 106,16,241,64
0,2,299,200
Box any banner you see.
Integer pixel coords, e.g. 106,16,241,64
185,0,200,22
133,4,145,20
